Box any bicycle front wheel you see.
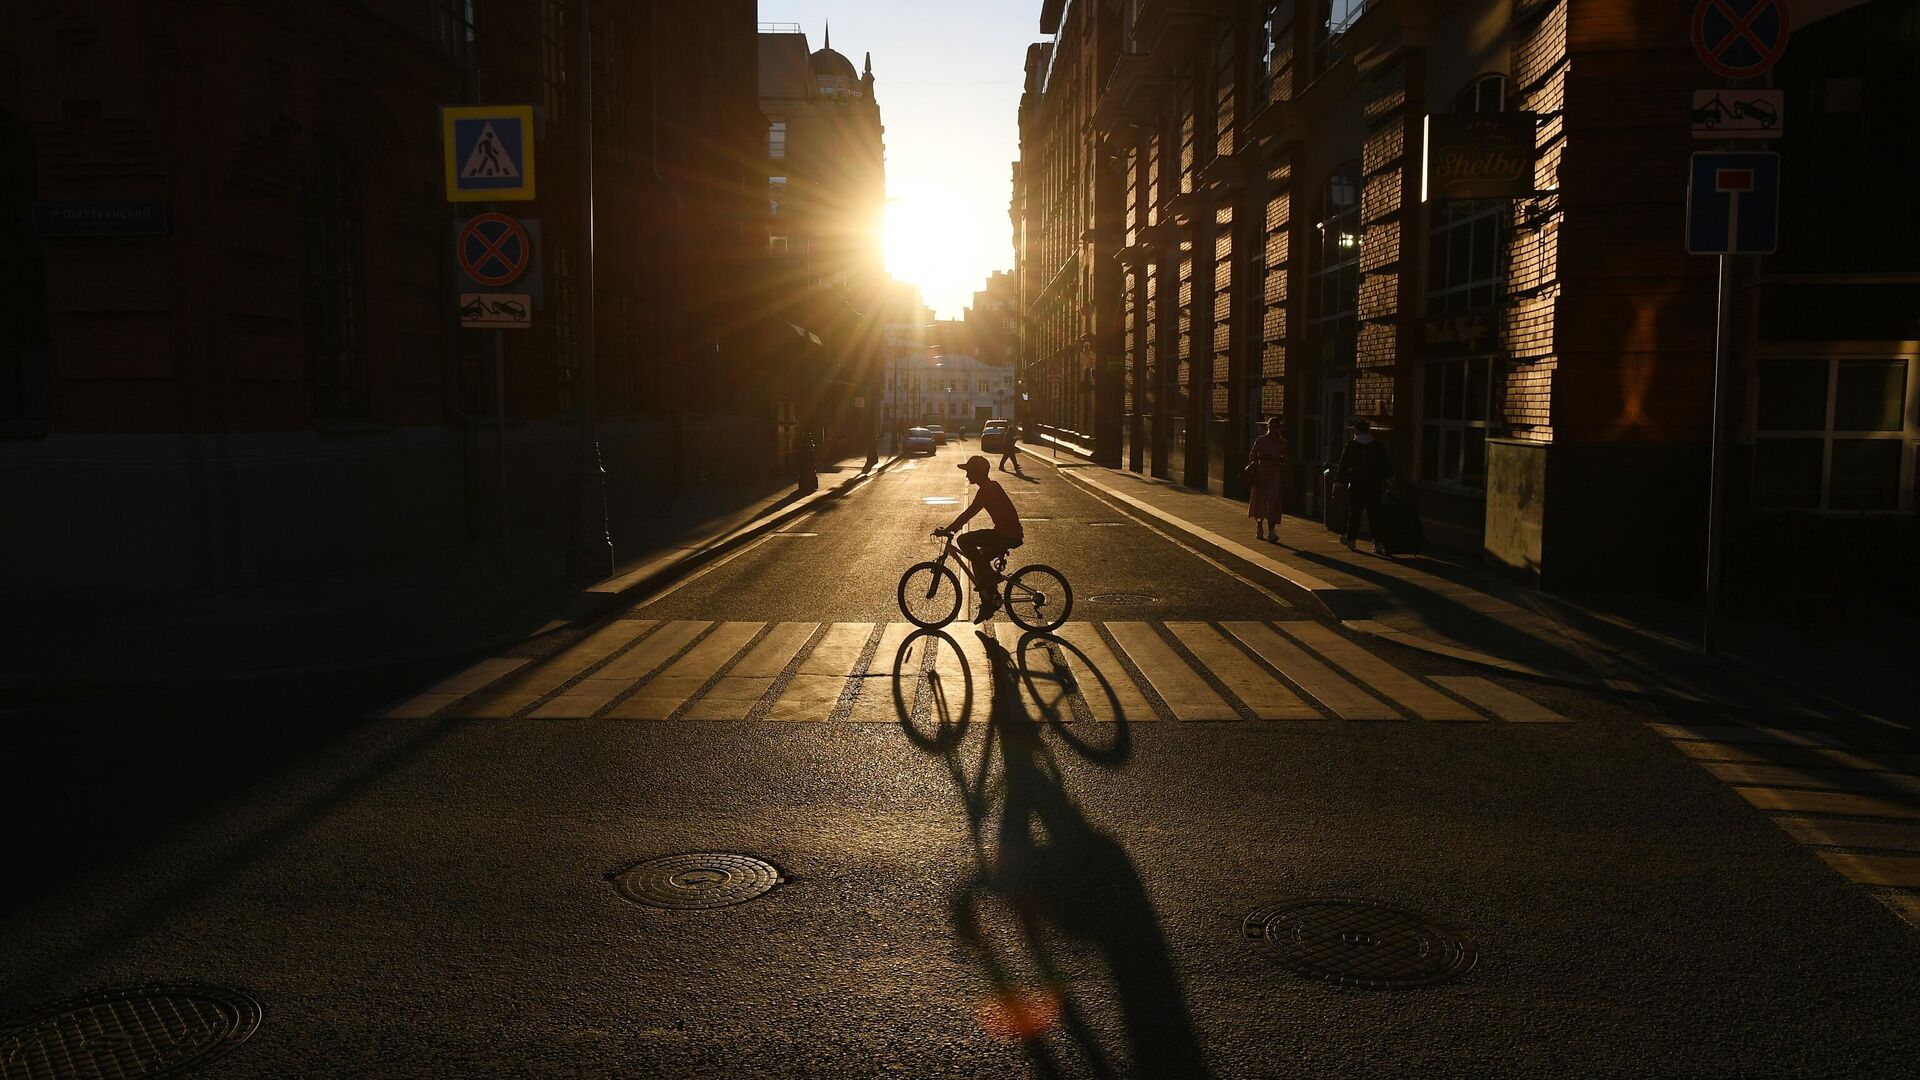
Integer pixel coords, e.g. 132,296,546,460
1004,564,1072,632
898,562,963,628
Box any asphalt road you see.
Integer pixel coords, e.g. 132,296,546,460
2,441,1917,1078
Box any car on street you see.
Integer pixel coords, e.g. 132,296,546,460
926,424,947,445
903,427,935,456
979,420,1011,453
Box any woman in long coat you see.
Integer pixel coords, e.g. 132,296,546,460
1247,416,1287,542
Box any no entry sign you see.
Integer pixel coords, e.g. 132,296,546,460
457,212,532,288
1692,0,1791,80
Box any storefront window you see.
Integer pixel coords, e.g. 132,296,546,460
1754,356,1915,511
1420,356,1497,486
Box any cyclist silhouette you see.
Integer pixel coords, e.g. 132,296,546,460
936,455,1024,622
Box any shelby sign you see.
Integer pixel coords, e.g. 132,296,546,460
1426,113,1537,200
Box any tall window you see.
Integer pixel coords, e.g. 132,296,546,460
1255,1,1295,109
1421,358,1497,486
768,121,787,160
301,137,371,422
1307,163,1360,336
1317,0,1369,75
430,0,474,63
541,0,569,128
1754,356,1915,511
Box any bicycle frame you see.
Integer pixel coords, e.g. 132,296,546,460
930,531,1033,599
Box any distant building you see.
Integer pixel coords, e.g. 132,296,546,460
884,351,1016,430
964,270,1020,367
0,1,769,589
1013,0,1918,600
756,22,889,466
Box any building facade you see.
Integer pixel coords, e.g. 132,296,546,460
884,351,1016,431
964,270,1021,367
1,0,768,590
1013,0,1918,599
756,23,889,467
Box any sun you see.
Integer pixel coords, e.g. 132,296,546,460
883,195,947,305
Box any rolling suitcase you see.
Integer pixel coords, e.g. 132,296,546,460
1373,496,1425,556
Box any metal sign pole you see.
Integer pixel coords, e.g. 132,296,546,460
1703,252,1733,654
495,331,510,549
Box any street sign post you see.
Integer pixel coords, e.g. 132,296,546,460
441,105,537,202
1690,89,1784,138
1687,151,1780,255
456,212,532,288
1689,150,1779,654
1691,0,1790,79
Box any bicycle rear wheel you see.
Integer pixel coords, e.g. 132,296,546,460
1003,564,1071,632
898,562,962,628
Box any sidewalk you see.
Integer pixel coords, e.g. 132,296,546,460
1027,441,1910,723
5,453,892,688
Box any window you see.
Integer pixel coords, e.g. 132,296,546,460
768,234,790,251
541,0,569,128
300,137,371,422
768,176,787,215
1307,163,1360,334
1427,200,1504,315
1753,356,1916,511
1255,2,1295,108
1420,357,1498,486
1317,0,1368,75
768,121,787,160
430,0,474,63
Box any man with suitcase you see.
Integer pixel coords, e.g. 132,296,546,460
1334,418,1393,555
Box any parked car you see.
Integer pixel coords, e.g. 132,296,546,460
903,427,935,456
926,424,947,445
980,420,1011,453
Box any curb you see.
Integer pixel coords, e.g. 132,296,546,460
11,457,901,693
1021,444,1848,716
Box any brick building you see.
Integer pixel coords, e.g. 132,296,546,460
1012,0,1917,597
964,270,1020,368
756,23,889,467
0,0,768,590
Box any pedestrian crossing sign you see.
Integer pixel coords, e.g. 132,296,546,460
441,105,536,202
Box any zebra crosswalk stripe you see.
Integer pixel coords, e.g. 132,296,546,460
1052,622,1157,723
465,619,658,719
1220,622,1397,721
527,620,707,719
606,622,761,720
684,622,817,721
1166,621,1318,720
847,623,925,723
1280,622,1483,721
1105,621,1238,721
768,622,874,722
1431,675,1569,723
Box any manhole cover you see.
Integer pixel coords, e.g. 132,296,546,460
0,983,261,1079
613,853,783,910
1087,593,1157,605
1243,899,1476,989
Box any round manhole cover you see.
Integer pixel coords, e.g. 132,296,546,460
1243,899,1476,989
613,853,783,910
1087,593,1157,605
0,983,261,1079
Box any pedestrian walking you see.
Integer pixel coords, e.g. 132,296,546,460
999,421,1022,474
1245,416,1287,542
1334,418,1392,554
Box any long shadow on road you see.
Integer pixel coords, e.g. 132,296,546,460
899,627,1209,1077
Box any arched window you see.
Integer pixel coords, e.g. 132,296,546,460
300,136,370,422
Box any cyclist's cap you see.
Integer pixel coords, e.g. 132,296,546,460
958,455,991,475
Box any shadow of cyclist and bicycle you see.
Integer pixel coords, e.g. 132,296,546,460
884,626,1211,1078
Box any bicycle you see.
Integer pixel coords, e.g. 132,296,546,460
898,529,1072,633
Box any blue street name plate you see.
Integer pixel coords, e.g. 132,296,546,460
32,200,172,237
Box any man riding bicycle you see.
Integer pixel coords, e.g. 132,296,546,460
935,455,1024,622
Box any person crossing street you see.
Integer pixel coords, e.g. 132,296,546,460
935,455,1025,622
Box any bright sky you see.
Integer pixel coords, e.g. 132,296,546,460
766,2,1038,319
